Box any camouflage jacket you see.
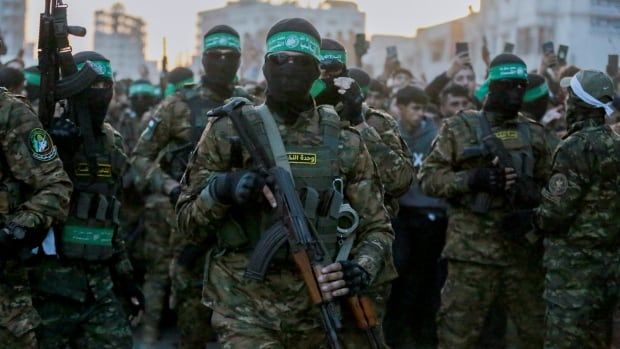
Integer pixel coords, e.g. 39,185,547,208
131,84,249,194
0,89,72,229
535,117,620,251
362,105,414,216
176,102,395,284
419,111,558,265
105,104,146,153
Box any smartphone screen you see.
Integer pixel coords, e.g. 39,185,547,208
542,41,555,55
503,43,515,53
456,42,469,55
557,45,569,65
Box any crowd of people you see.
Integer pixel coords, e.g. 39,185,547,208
0,13,619,349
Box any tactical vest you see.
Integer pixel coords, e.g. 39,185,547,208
163,87,222,181
57,126,125,261
215,105,344,260
459,112,536,209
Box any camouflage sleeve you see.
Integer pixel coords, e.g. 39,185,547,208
131,96,188,193
364,111,414,197
535,136,589,232
176,116,236,238
418,119,470,198
1,98,72,229
340,128,394,282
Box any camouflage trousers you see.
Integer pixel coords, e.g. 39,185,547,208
543,241,619,349
171,256,215,349
437,259,545,349
141,193,175,341
0,263,40,349
33,291,132,348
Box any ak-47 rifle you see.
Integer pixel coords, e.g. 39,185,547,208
208,99,382,349
38,0,101,174
160,37,168,97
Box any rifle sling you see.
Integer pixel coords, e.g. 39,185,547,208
255,104,294,182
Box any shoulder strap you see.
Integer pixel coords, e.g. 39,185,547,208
317,105,340,149
255,104,294,179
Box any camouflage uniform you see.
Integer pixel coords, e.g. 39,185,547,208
0,89,72,348
176,102,396,348
29,123,135,349
131,83,249,345
535,111,619,347
105,104,144,152
419,111,558,349
361,105,414,216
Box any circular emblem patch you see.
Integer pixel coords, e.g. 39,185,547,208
285,35,300,48
548,173,568,196
28,128,57,162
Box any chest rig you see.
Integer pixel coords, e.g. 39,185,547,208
58,127,125,261
216,105,345,260
460,112,536,209
163,87,222,181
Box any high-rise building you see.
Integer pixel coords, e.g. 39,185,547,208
0,0,26,62
195,0,366,82
94,3,156,81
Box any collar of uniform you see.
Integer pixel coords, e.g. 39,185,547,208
270,99,317,129
201,83,233,102
568,117,605,134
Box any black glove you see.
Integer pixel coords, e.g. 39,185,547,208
119,280,145,317
210,170,266,205
340,80,365,126
499,209,538,243
0,222,45,258
169,185,182,206
340,260,371,295
49,117,81,151
467,167,506,194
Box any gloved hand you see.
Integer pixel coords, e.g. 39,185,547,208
118,280,145,327
0,222,44,258
49,117,81,151
467,167,506,194
334,77,365,126
210,170,267,205
340,260,371,295
499,209,539,243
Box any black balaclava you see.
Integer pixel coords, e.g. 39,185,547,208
202,25,241,97
483,53,528,121
0,67,25,92
129,79,158,116
521,73,549,121
73,51,114,132
314,38,348,106
348,68,371,100
263,18,321,122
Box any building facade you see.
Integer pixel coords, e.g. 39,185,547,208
0,0,26,63
194,0,366,82
94,3,157,81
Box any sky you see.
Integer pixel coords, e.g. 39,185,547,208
25,0,480,65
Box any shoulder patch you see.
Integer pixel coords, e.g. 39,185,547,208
28,128,57,162
141,116,162,141
548,173,568,196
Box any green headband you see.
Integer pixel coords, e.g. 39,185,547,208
266,31,321,60
129,83,158,97
203,33,241,51
77,60,113,79
164,78,194,97
523,82,549,103
24,71,41,87
488,63,528,81
474,79,490,102
320,50,347,65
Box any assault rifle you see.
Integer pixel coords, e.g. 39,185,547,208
208,99,382,349
38,0,100,174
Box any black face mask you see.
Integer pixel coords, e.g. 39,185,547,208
130,94,156,116
484,79,526,119
202,50,240,96
263,54,319,105
521,96,549,122
84,87,113,131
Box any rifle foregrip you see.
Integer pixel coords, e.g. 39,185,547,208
293,251,323,305
244,221,287,281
